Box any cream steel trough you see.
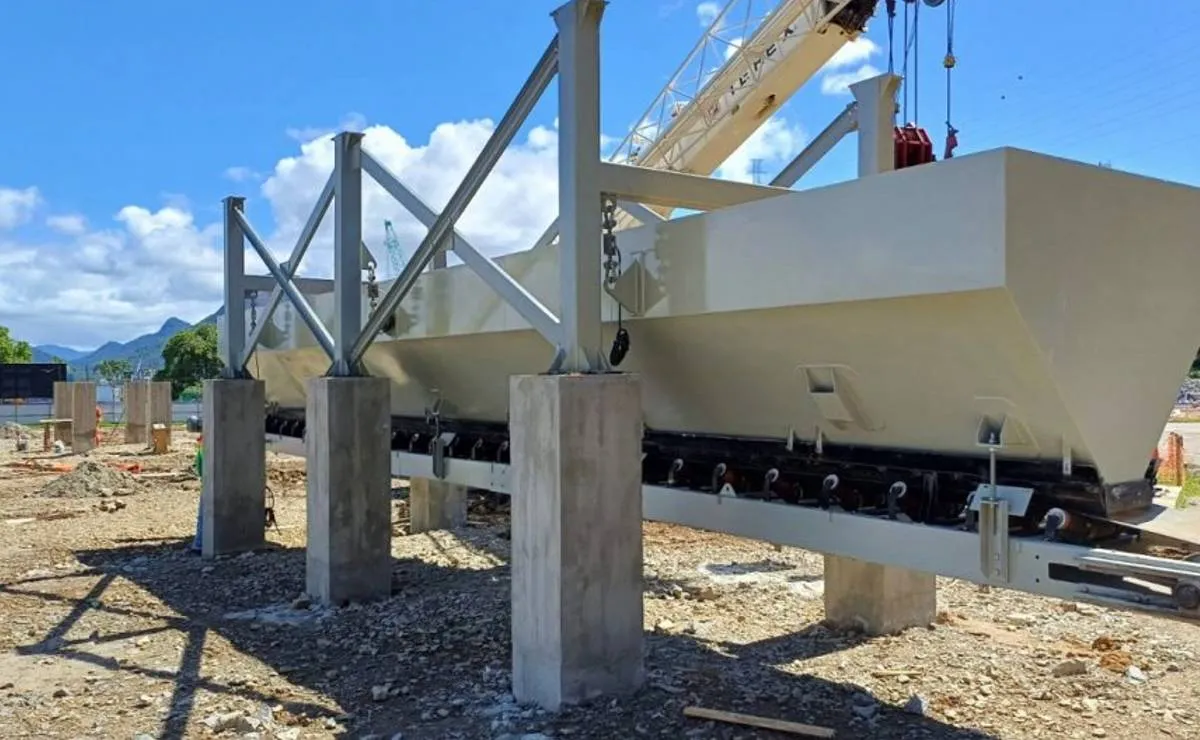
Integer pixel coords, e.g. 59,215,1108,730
252,148,1200,517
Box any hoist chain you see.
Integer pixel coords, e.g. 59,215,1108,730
602,200,620,287
248,290,259,333
601,199,631,368
366,260,380,311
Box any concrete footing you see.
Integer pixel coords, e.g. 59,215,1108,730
509,373,645,710
305,377,393,605
149,381,172,447
201,379,266,558
124,380,149,444
68,382,97,453
409,478,467,533
823,554,936,635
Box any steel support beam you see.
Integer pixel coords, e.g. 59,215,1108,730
372,444,1200,624
332,132,365,376
239,174,335,371
614,199,665,224
597,161,793,211
350,37,560,366
220,197,247,377
554,0,606,373
234,210,336,360
263,435,1200,623
360,151,562,346
241,275,336,295
771,103,858,188
849,73,902,177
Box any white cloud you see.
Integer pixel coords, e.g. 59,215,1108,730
46,213,88,236
0,187,41,230
286,112,368,144
715,116,807,183
1,107,808,349
824,37,880,71
224,166,261,183
821,63,882,96
696,1,721,27
722,36,743,61
820,36,882,97
0,117,563,347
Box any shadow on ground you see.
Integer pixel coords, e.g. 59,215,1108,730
2,530,996,740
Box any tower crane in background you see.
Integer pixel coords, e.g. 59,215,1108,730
382,220,405,278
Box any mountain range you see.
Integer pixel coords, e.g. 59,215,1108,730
32,312,218,378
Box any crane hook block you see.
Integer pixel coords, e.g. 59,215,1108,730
893,124,936,169
943,53,956,69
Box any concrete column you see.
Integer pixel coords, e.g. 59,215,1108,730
306,377,392,605
509,373,645,710
409,478,467,533
69,382,97,452
149,381,173,446
52,381,69,418
201,379,266,558
124,380,150,444
51,382,70,442
823,555,936,635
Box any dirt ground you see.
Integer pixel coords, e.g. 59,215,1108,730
1,430,1199,740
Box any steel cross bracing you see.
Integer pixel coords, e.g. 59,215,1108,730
219,0,802,376
261,432,1200,624
221,171,382,377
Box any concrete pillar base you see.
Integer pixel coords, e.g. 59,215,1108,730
823,554,936,635
306,376,392,605
201,379,266,558
510,373,645,710
409,478,467,533
149,381,173,447
69,382,97,452
124,380,150,444
52,382,70,442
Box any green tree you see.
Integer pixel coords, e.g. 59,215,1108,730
155,323,223,399
94,358,134,386
49,355,65,364
0,325,32,363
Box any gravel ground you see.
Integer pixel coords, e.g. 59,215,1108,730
2,434,1199,740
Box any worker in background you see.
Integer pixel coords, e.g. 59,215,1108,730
191,436,204,553
94,405,103,447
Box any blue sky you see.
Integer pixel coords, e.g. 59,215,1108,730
1,0,1198,348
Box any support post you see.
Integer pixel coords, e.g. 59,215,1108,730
409,478,468,533
69,382,97,452
306,377,393,604
554,0,605,373
822,70,936,635
332,132,365,376
201,379,266,557
848,73,901,177
149,381,173,449
52,381,70,442
510,373,645,710
221,197,247,376
124,380,149,444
